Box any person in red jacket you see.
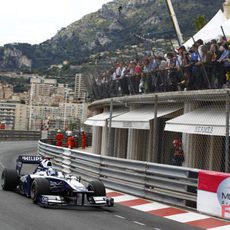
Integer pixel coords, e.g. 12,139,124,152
67,131,76,149
171,138,184,166
55,129,64,146
81,131,86,149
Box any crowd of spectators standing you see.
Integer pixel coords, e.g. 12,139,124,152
93,37,230,98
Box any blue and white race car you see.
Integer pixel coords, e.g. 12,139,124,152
1,155,114,208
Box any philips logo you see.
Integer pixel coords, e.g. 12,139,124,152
21,156,42,161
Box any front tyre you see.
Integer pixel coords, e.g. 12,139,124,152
87,180,106,197
1,168,19,191
30,178,50,203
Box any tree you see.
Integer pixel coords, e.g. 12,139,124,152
193,16,206,32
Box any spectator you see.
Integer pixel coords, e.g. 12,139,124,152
158,56,168,91
66,131,76,149
209,43,221,62
150,55,161,92
140,57,151,93
217,43,230,87
196,39,204,61
126,61,136,94
176,45,191,90
217,44,229,63
55,129,64,147
207,43,221,88
134,61,142,94
166,52,179,91
171,138,184,166
219,36,227,46
191,41,210,89
119,62,129,95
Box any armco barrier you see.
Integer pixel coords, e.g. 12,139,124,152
0,130,41,140
38,140,199,210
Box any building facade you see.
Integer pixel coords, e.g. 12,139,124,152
75,74,88,101
0,102,27,130
224,0,230,18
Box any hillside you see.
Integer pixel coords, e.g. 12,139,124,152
0,0,224,71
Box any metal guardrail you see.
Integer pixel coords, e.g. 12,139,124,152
0,130,41,140
38,140,199,210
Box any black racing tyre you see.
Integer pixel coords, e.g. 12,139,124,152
87,180,106,197
1,168,19,191
30,178,50,203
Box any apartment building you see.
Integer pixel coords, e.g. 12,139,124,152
0,102,27,130
75,74,88,101
28,102,88,131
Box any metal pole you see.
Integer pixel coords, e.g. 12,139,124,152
165,0,184,46
225,90,230,172
107,99,113,156
152,95,158,163
221,26,227,41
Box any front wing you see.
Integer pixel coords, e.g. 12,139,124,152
37,193,114,207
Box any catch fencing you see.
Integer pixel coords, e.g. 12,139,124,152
38,140,198,210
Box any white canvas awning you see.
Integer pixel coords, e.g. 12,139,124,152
183,10,228,48
84,109,127,127
110,105,182,130
165,105,227,136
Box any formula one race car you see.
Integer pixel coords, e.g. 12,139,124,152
1,155,114,208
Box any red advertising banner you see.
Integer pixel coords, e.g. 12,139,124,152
198,170,230,219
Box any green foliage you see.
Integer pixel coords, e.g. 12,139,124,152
0,75,30,93
193,15,206,32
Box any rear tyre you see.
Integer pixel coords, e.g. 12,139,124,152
87,180,106,197
1,168,19,191
30,178,50,203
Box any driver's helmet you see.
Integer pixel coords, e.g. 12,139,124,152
40,159,52,169
47,168,57,176
66,130,72,136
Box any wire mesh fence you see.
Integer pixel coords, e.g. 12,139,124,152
86,89,230,173
159,92,228,173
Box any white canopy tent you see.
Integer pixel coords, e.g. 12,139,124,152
183,10,230,49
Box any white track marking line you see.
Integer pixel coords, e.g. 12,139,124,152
114,215,126,219
133,221,145,226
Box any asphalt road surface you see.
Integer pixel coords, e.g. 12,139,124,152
0,141,202,230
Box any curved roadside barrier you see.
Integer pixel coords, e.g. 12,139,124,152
0,130,41,140
38,140,198,210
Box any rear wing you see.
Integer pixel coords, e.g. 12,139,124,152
16,155,43,175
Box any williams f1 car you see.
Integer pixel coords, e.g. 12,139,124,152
1,155,114,208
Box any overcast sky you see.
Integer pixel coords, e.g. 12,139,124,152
0,0,112,46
